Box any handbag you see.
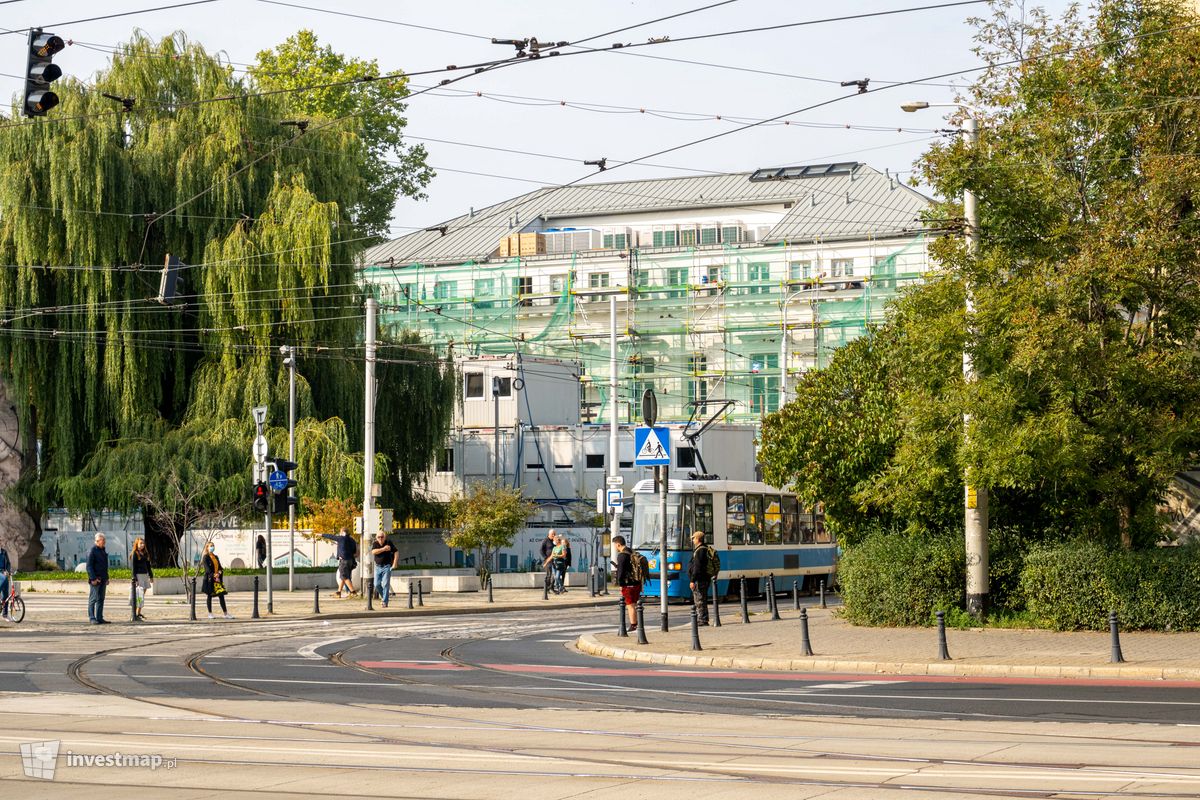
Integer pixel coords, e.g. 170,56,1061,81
213,580,227,596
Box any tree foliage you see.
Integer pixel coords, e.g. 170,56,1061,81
444,483,534,581
251,30,433,242
0,32,452,546
763,0,1200,551
301,496,361,541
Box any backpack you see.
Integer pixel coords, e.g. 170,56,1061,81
703,545,720,579
628,551,649,585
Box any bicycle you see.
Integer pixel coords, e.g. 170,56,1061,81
2,576,24,624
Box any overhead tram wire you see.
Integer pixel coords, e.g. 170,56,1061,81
0,0,222,36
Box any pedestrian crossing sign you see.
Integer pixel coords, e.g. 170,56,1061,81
634,426,671,466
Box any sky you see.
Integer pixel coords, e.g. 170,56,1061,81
1,0,1077,241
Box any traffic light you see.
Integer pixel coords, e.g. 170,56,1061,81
252,482,270,513
268,459,298,515
23,29,65,117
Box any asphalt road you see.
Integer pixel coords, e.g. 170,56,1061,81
3,604,1199,724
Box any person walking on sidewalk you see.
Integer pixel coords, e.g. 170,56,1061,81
322,528,358,597
561,534,573,593
87,533,109,625
539,529,556,592
370,532,398,608
131,537,154,621
545,532,568,594
201,542,234,619
613,535,641,631
687,530,713,626
0,545,12,622
255,534,267,569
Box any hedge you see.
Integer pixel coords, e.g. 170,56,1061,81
838,531,965,626
1019,542,1200,631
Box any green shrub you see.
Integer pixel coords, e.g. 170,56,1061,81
1020,542,1200,631
839,530,964,626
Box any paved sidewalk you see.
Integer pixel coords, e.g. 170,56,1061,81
1,586,610,630
577,603,1200,681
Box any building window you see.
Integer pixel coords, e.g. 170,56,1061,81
652,227,678,247
619,460,633,469
474,278,494,297
586,453,605,470
679,226,698,246
550,274,567,293
588,272,610,289
721,225,742,244
687,354,707,407
706,265,728,284
464,372,484,399
554,462,573,471
433,280,457,300
789,260,813,281
436,448,454,473
634,269,650,288
747,262,770,294
831,258,854,278
699,226,720,245
492,376,512,397
512,276,532,307
749,354,780,415
677,446,697,470
525,461,544,471
602,230,630,250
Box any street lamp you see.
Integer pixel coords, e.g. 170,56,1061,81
280,344,297,592
902,100,988,617
777,282,824,409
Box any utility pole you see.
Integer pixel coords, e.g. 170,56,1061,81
608,295,620,583
281,345,297,592
361,297,377,596
492,376,501,480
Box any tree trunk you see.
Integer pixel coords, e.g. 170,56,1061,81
0,381,40,570
1118,501,1133,550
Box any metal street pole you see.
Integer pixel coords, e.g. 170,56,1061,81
283,345,296,592
658,463,668,629
492,376,500,480
361,297,377,596
902,101,988,616
264,506,273,613
608,295,619,580
778,289,809,409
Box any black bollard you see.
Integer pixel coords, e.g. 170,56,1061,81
661,597,669,634
252,576,260,619
767,573,776,614
793,580,800,611
1109,610,1125,663
770,575,781,621
739,577,750,624
130,577,138,622
936,610,951,660
819,579,827,609
313,585,320,614
487,576,494,603
189,576,197,622
543,574,550,601
617,598,628,638
799,607,814,656
711,580,722,628
366,577,374,610
602,567,610,595
636,600,649,645
407,579,414,609
417,578,424,607
690,606,703,651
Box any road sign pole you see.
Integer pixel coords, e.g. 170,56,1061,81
265,507,273,614
659,464,668,631
285,345,296,592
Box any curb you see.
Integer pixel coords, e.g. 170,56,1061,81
574,634,1200,682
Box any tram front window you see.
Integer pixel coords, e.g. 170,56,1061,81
631,496,683,550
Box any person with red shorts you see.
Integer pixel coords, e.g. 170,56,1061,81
613,535,641,631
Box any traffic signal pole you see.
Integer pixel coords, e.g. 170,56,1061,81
361,298,377,597
264,506,273,613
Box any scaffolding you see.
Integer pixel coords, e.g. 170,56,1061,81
367,234,929,425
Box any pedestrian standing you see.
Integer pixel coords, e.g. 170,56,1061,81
321,528,358,597
370,532,398,608
561,535,573,593
201,541,234,619
613,535,640,631
255,534,267,569
0,545,12,622
131,537,154,621
86,533,109,625
539,529,556,589
545,533,568,594
687,530,712,625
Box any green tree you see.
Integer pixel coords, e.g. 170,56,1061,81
251,30,433,242
0,32,451,563
444,483,535,584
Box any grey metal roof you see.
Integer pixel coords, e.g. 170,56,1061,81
364,164,931,267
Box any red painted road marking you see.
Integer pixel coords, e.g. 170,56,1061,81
355,660,1200,688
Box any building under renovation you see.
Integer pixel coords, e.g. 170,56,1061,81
363,162,934,425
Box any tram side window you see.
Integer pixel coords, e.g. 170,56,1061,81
694,493,714,544
782,496,799,544
764,494,782,545
680,495,695,544
746,494,764,545
815,517,832,543
726,493,745,545
800,512,815,544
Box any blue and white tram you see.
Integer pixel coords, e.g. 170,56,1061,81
630,478,836,600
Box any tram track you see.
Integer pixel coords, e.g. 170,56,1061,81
49,615,1200,798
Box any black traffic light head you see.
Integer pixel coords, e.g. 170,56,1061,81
273,492,298,515
24,30,65,117
270,459,298,473
252,482,269,513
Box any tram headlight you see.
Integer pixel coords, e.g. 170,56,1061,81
668,562,682,571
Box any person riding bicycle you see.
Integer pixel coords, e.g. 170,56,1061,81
0,545,11,621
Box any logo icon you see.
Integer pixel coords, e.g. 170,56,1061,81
20,740,60,780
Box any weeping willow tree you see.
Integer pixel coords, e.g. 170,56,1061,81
0,32,453,566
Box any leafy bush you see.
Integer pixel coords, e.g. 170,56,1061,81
1020,542,1200,631
839,530,964,626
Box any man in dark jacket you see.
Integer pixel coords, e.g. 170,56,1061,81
612,535,640,631
687,530,711,625
321,528,358,597
86,533,109,625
